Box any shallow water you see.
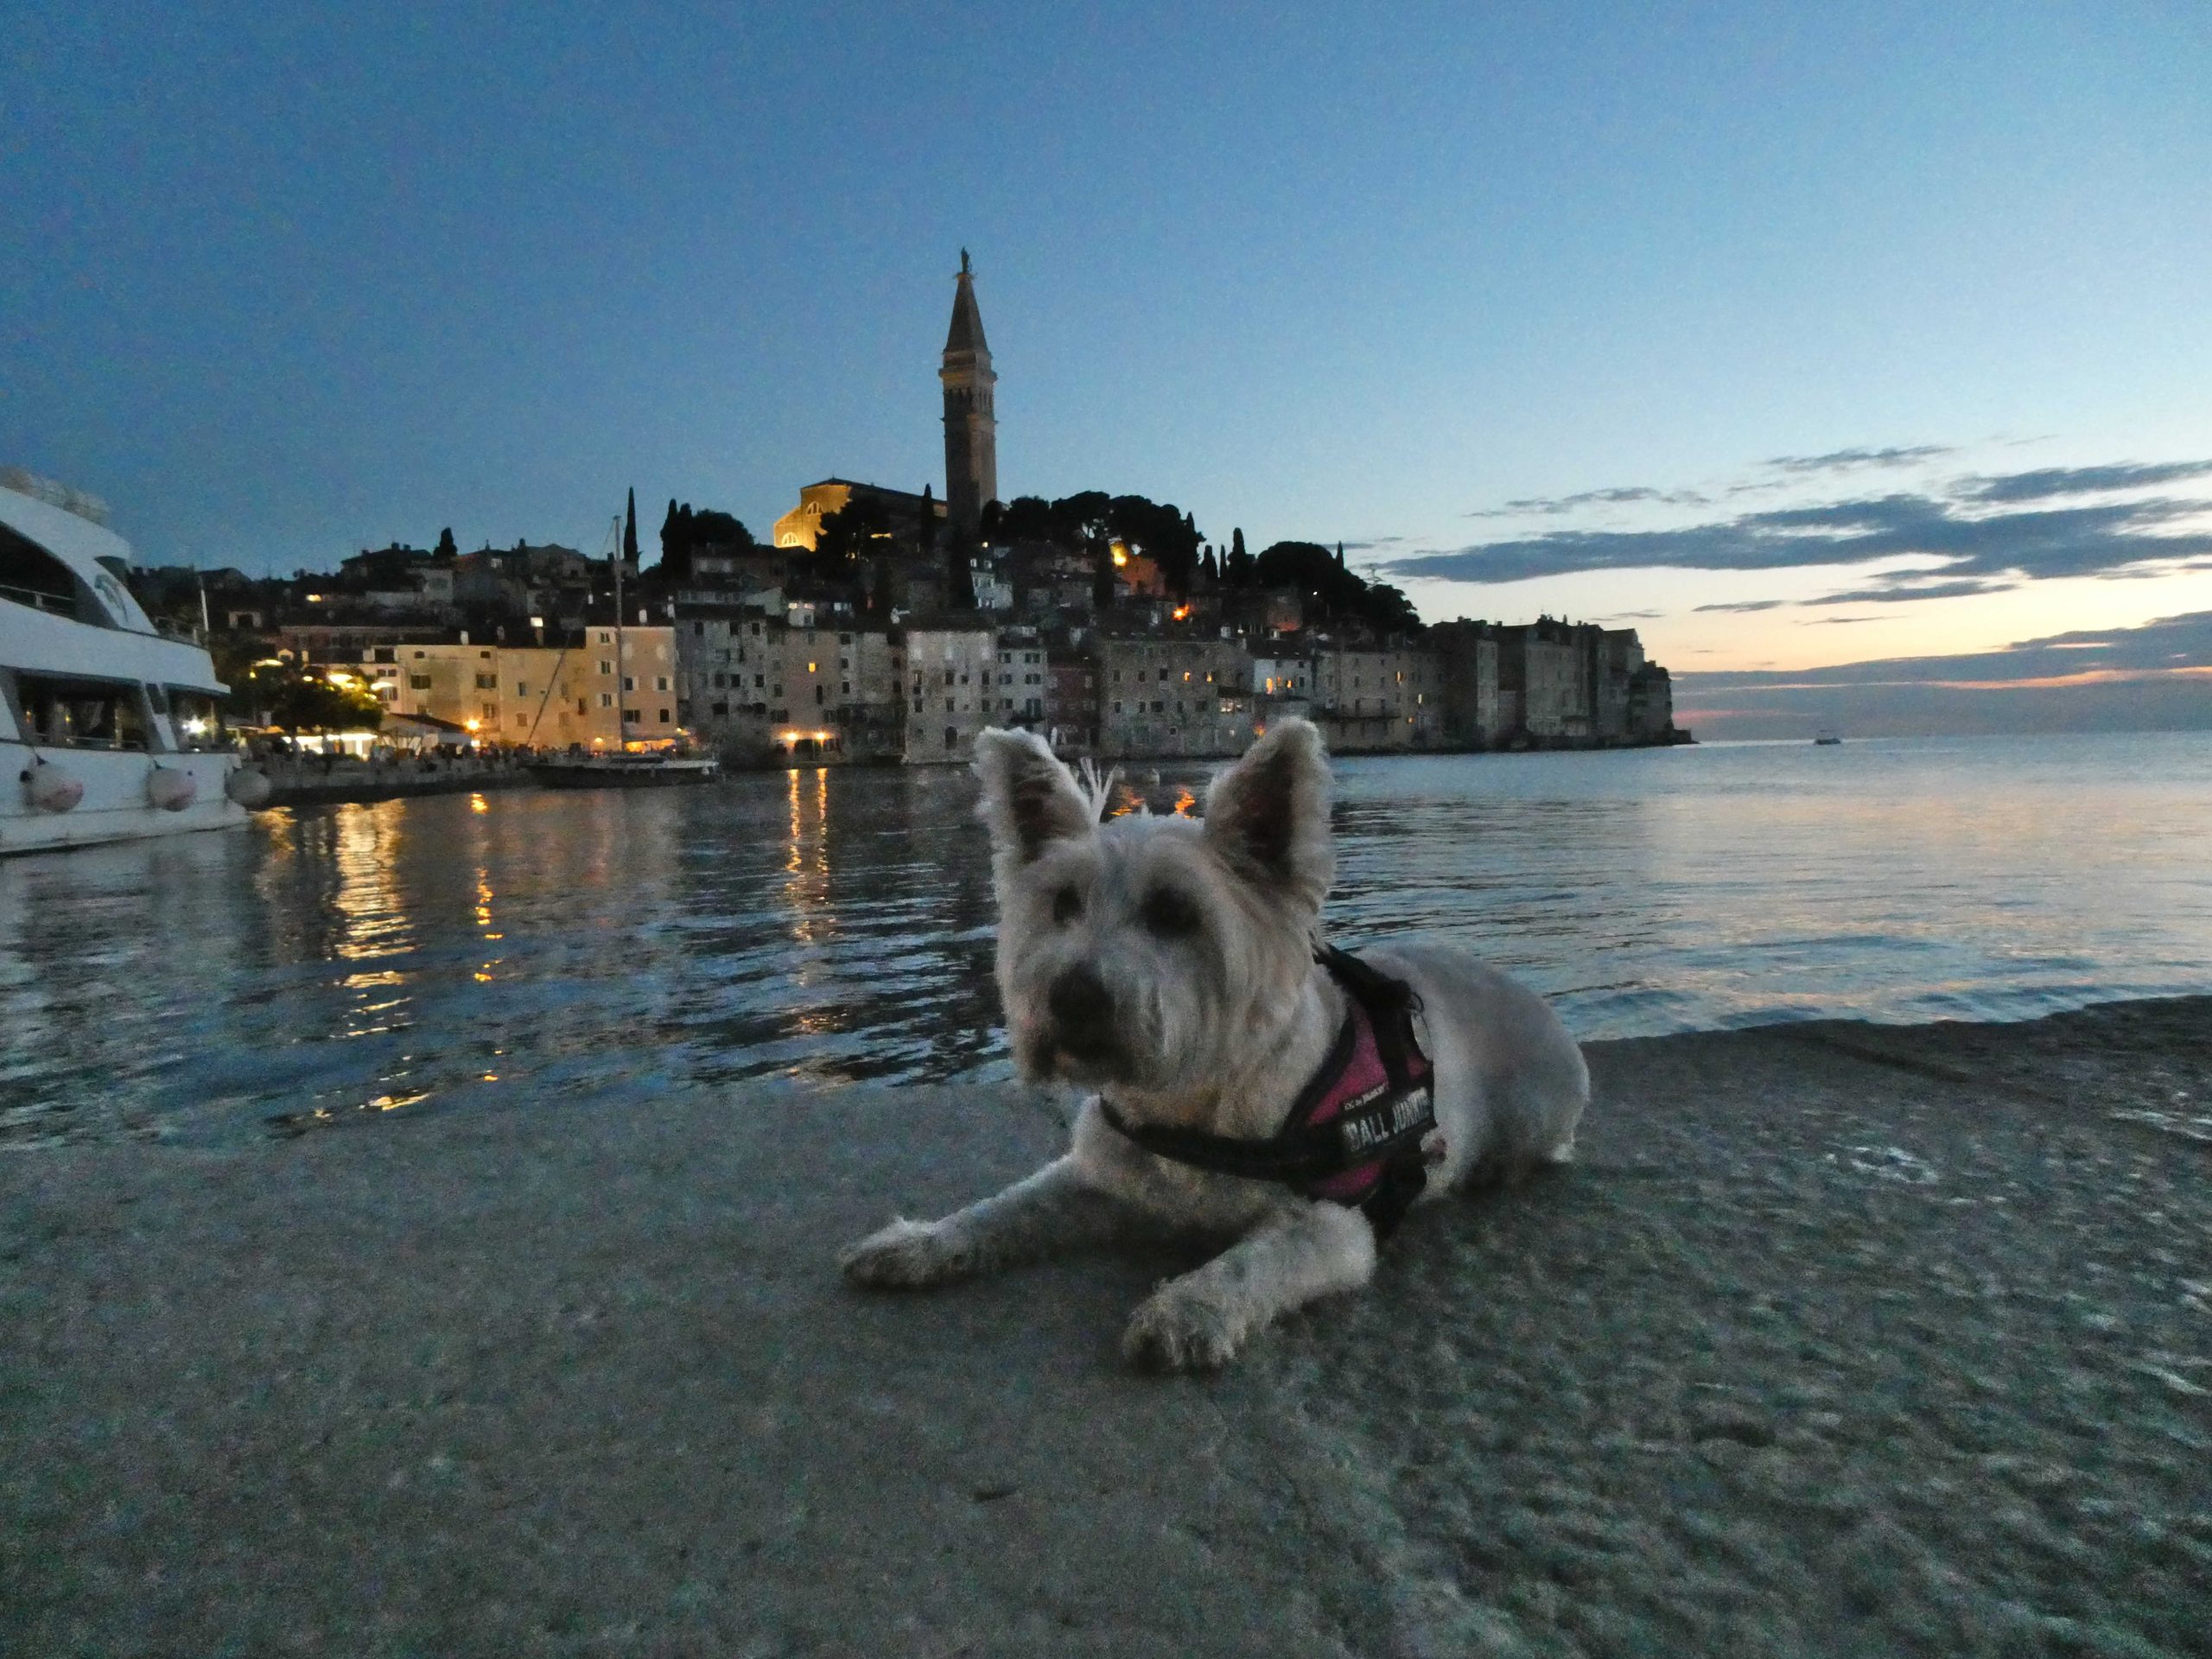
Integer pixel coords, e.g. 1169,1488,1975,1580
4,732,2209,1147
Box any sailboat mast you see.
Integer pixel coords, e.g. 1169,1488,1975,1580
610,513,626,751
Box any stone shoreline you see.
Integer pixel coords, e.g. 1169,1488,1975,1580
4,998,2208,1656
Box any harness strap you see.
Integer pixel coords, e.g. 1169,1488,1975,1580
1099,945,1438,1239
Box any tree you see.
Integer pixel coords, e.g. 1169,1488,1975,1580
623,489,639,563
814,494,891,577
947,532,978,609
1255,540,1368,618
226,661,385,733
995,495,1058,543
435,527,458,559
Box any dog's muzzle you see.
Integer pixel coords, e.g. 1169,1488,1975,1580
1046,964,1119,1068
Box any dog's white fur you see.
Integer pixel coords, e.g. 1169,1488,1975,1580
841,718,1588,1370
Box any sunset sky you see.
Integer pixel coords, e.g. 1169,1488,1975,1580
6,2,2208,736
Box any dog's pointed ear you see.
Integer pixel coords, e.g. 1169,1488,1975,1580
974,728,1096,862
1203,718,1333,911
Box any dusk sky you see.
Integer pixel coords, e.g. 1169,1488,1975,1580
7,2,2209,736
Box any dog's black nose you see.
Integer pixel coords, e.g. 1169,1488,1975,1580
1047,965,1116,1057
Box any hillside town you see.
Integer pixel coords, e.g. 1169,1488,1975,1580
126,255,1685,766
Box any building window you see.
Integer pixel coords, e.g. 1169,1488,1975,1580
598,659,613,675
481,703,496,720
600,693,613,709
622,676,635,692
658,709,671,722
622,708,640,723
656,676,670,692
410,674,432,690
944,727,957,750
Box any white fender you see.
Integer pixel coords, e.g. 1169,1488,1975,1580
225,766,273,808
22,757,85,812
147,766,198,811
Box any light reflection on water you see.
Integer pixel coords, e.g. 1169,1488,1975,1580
3,732,2209,1147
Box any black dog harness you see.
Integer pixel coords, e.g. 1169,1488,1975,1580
1099,945,1441,1239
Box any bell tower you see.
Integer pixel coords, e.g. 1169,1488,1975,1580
940,249,997,537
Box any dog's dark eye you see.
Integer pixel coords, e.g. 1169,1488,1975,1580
1051,885,1083,925
1141,887,1203,939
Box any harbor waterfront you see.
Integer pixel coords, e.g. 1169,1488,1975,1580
3,730,2209,1150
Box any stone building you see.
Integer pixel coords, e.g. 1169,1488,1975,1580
356,626,678,750
904,621,1001,764
1312,645,1443,751
1046,655,1099,755
1628,663,1676,743
677,609,904,760
940,251,998,537
984,630,1049,724
1594,628,1643,744
1497,619,1592,741
1429,620,1504,747
1095,635,1255,759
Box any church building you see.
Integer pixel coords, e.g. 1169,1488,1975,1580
770,251,1001,550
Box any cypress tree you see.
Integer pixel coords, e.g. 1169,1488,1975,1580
624,488,639,563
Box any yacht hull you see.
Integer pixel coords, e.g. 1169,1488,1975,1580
3,744,248,855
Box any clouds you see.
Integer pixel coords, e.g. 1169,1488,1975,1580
1963,461,2212,503
1393,454,2212,597
1466,485,1710,519
1765,444,1956,474
1683,609,2212,690
1670,610,2212,738
1801,579,2018,606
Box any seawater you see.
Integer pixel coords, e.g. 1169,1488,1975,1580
4,731,2209,1147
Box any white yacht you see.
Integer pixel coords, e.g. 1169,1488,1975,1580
2,473,262,855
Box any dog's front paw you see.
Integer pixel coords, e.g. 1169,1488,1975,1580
1122,1284,1243,1372
840,1218,975,1289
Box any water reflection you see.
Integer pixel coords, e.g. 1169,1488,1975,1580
3,733,2209,1147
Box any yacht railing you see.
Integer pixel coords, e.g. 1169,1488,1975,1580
1,582,79,618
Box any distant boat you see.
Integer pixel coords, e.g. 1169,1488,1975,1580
1814,729,1843,746
528,750,718,788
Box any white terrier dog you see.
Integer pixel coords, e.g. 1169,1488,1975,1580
842,718,1588,1370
